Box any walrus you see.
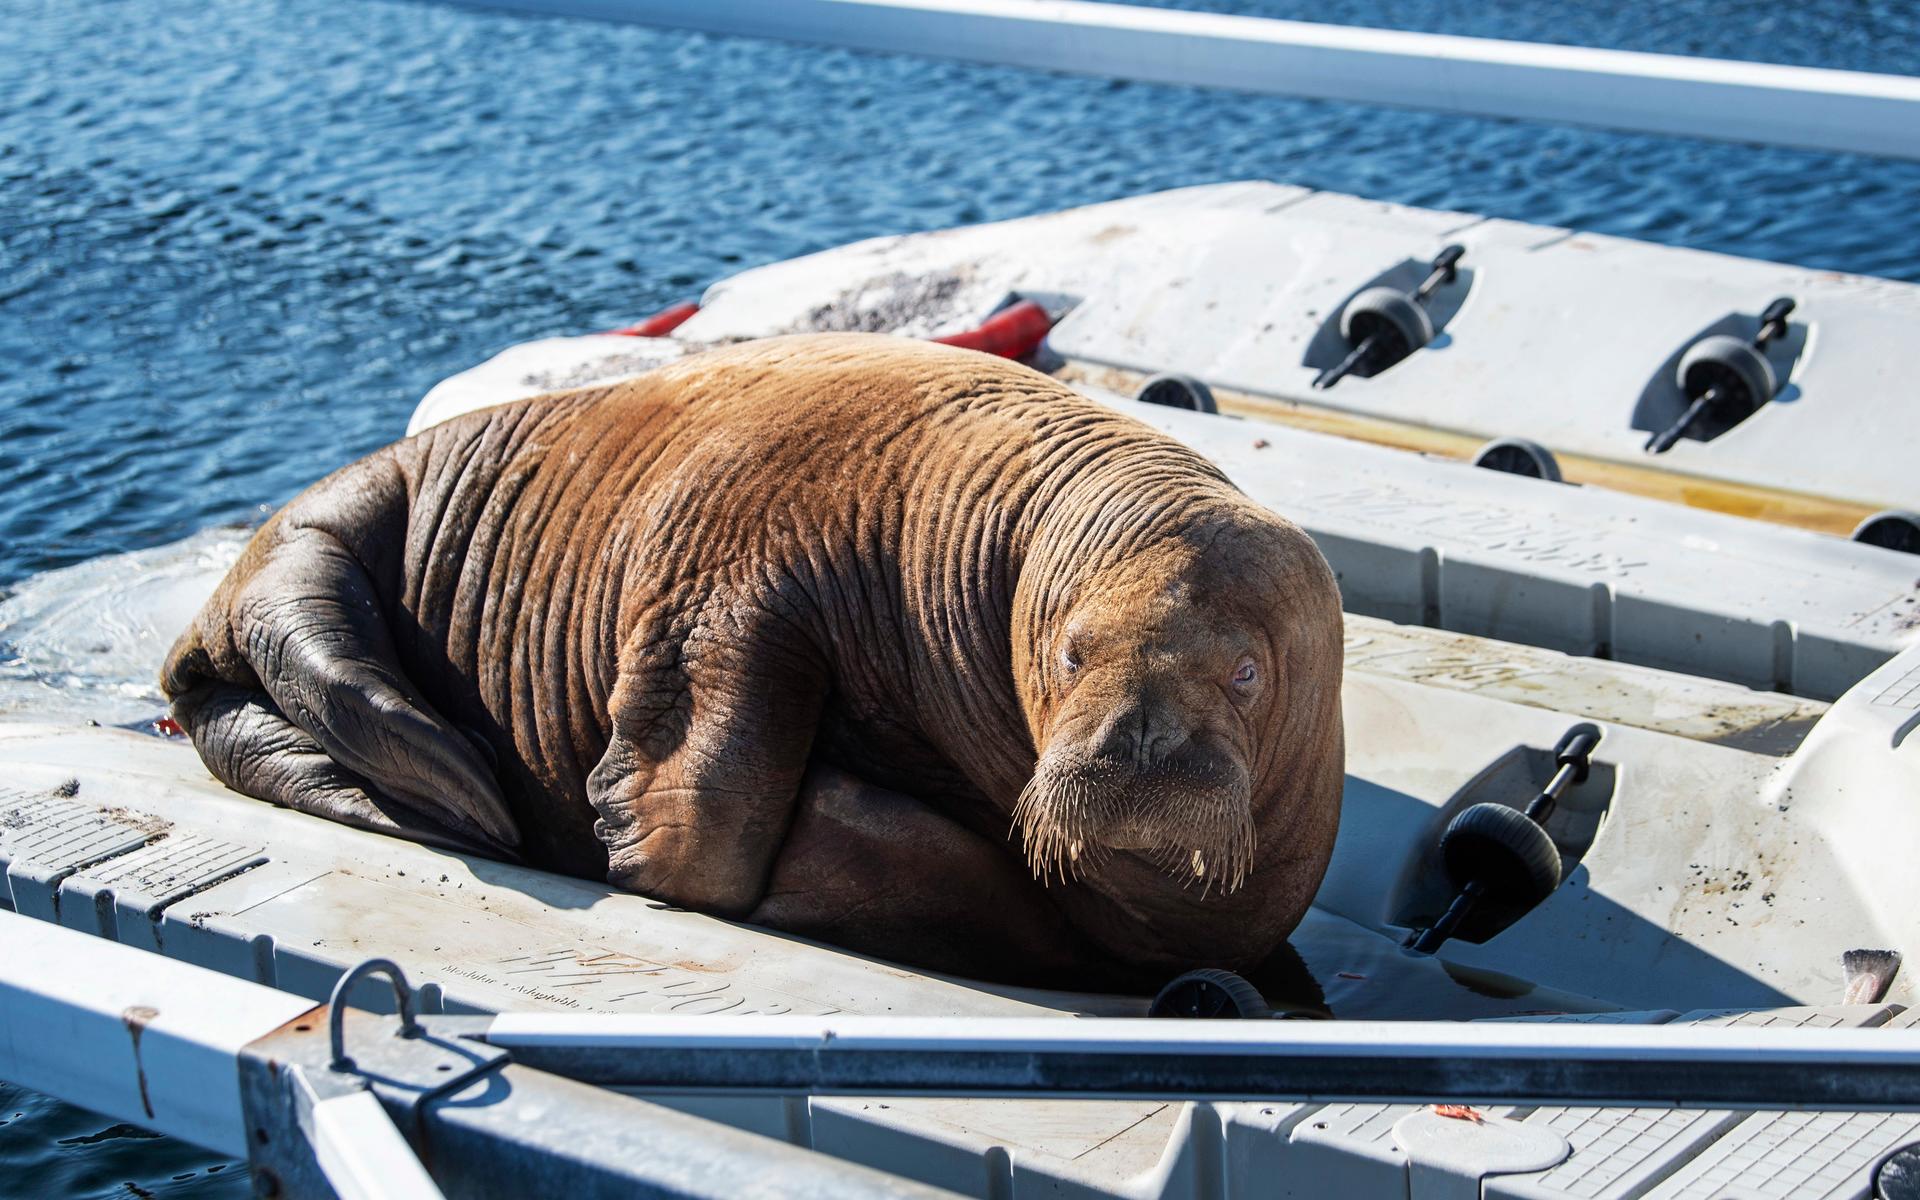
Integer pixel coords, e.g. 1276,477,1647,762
161,334,1345,988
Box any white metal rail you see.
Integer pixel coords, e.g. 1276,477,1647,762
310,1091,448,1200
11,912,1920,1198
481,1011,1920,1109
0,915,957,1199
431,0,1920,161
0,910,312,1157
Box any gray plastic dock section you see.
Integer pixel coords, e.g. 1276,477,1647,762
6,624,1920,1199
2,780,1912,1199
1092,390,1920,702
1045,187,1920,515
409,338,1920,703
8,534,1898,1015
411,186,1920,703
673,182,1920,514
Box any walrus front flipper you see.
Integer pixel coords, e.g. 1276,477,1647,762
170,682,501,856
750,763,1115,989
590,600,828,918
167,521,519,855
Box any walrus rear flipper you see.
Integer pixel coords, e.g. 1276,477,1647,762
164,521,520,856
169,682,505,857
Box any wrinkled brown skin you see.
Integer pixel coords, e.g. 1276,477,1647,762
162,334,1345,989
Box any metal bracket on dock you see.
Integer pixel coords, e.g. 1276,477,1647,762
234,956,958,1200
241,960,507,1200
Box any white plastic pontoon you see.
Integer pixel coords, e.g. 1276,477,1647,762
418,183,1920,703
3,32,1920,1190
8,223,1920,1189
4,619,1920,1196
680,182,1920,529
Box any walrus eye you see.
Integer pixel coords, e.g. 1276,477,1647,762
1060,644,1081,674
1231,658,1257,689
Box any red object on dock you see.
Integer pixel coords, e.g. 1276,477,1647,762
606,301,700,337
932,300,1053,360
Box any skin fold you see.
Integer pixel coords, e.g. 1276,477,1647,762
162,334,1345,989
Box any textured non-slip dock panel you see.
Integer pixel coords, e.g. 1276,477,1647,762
75,830,265,907
1492,1107,1742,1200
0,785,157,872
0,735,1055,1022
1297,1102,1423,1154
1284,1102,1545,1200
1674,1004,1897,1028
1871,660,1920,711
1642,1110,1920,1200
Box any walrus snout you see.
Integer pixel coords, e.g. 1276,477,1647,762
1012,738,1255,892
1087,692,1193,769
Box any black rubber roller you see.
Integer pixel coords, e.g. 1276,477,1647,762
1441,802,1562,906
1148,968,1272,1019
1853,510,1920,557
1341,287,1434,361
1472,437,1563,483
1676,335,1776,416
1134,373,1219,413
1877,1143,1920,1200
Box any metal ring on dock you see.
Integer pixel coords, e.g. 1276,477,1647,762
329,957,424,1071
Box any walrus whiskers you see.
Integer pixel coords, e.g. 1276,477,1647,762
1014,757,1255,894
1013,773,1108,885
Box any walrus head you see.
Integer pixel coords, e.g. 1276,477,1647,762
1011,493,1344,964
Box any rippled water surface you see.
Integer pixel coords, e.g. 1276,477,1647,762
3,0,1919,1192
0,1082,243,1200
5,0,1920,590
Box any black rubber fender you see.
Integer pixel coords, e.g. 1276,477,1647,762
1472,437,1564,483
1852,510,1920,556
1875,1142,1920,1200
1441,802,1562,906
1134,373,1219,414
1148,968,1273,1019
1676,334,1776,414
1340,286,1434,360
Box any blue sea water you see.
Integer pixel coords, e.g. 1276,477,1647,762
1,0,1917,1192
